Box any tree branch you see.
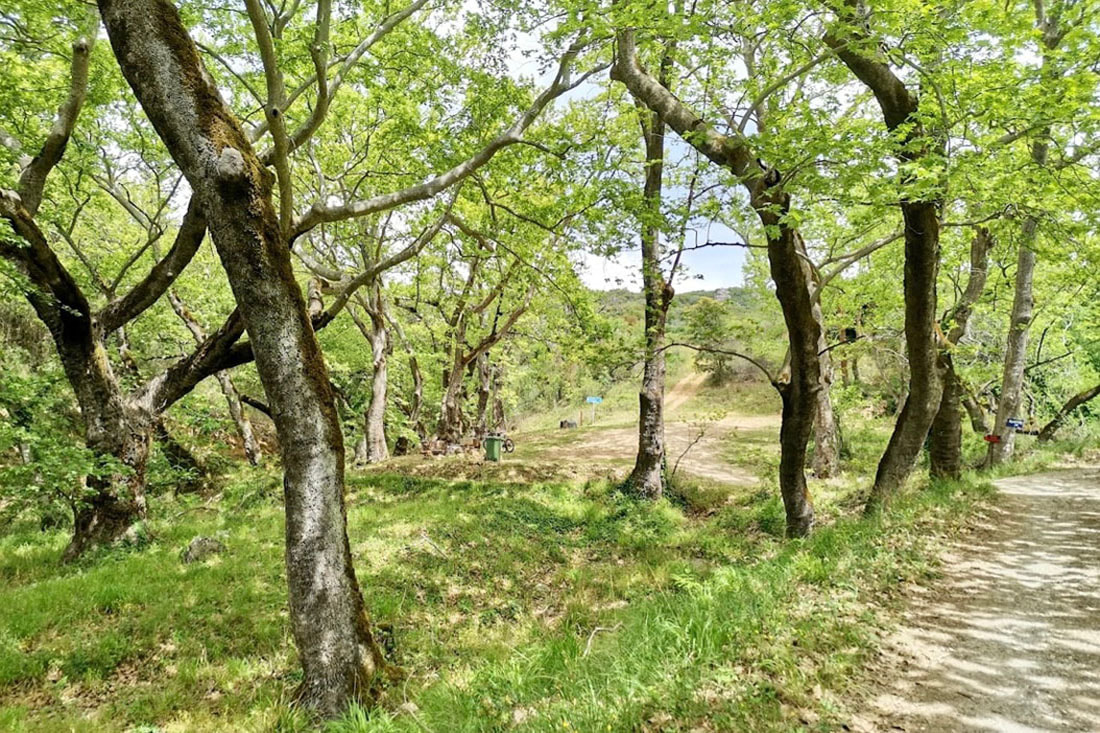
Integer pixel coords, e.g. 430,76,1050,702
291,36,602,237
18,25,95,215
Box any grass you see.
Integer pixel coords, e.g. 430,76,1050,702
0,446,1000,732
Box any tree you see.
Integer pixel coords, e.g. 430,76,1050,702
611,25,819,537
826,4,947,511
625,44,674,499
928,228,994,479
95,0,593,715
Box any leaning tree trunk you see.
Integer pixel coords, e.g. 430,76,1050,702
217,370,263,466
928,227,992,479
169,291,262,465
1037,382,1100,442
627,89,671,500
97,0,387,715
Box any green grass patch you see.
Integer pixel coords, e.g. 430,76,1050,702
0,462,994,732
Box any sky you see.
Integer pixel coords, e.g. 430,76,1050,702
579,222,749,292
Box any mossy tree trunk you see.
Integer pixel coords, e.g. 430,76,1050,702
97,0,386,715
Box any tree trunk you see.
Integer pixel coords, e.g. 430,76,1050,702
812,319,840,478
825,18,946,511
986,216,1040,467
985,13,1061,466
929,227,993,479
1038,383,1100,442
627,90,670,500
928,361,964,479
97,0,385,715
610,30,817,536
438,359,466,446
475,350,491,438
362,317,389,463
350,288,390,464
963,389,989,434
65,412,152,562
169,291,261,466
867,201,943,507
217,370,262,466
765,215,819,538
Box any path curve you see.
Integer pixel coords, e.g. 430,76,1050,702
853,469,1100,732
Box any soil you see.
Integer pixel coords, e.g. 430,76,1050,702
542,373,780,486
851,468,1100,732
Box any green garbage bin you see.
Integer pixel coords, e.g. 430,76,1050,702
484,435,503,462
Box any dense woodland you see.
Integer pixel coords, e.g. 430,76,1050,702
1,0,1099,729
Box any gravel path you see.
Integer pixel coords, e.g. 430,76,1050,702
853,469,1100,732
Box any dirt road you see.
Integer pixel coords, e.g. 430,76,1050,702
853,469,1100,732
541,374,780,486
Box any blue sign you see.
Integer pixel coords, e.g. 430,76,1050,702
586,396,603,404
1006,418,1024,429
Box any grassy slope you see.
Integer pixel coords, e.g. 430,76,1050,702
3,372,1093,732
2,466,994,732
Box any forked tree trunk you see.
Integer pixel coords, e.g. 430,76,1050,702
1038,383,1100,442
97,0,386,714
929,227,993,479
627,86,671,500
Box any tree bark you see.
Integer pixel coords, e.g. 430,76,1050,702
929,227,993,479
986,215,1041,467
1038,383,1100,442
168,291,262,466
475,350,492,437
626,83,671,500
812,303,840,478
350,287,390,464
97,0,386,714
